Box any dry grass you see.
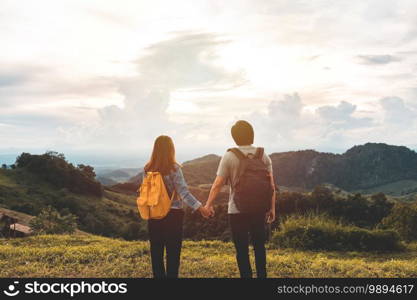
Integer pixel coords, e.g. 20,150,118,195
1,235,416,278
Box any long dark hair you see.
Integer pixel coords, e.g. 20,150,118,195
144,135,179,175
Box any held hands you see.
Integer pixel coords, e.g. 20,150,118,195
198,206,212,218
198,204,215,218
201,205,274,222
205,204,215,218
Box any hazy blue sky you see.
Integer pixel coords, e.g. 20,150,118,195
1,0,417,162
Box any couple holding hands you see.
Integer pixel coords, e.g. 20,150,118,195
139,120,276,278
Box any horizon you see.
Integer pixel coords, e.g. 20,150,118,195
1,141,416,169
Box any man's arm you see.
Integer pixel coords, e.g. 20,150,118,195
204,175,226,216
267,172,276,223
205,151,229,216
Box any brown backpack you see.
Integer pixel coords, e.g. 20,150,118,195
228,147,273,213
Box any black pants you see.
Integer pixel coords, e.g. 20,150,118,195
229,213,267,278
148,209,184,278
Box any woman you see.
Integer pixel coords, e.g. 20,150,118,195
141,135,210,278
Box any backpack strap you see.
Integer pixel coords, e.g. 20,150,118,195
163,172,176,201
227,148,249,187
139,171,176,200
255,147,264,160
137,171,145,193
227,148,247,161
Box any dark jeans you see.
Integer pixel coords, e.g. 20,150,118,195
148,209,184,278
229,213,267,278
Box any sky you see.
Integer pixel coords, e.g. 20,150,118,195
1,0,417,165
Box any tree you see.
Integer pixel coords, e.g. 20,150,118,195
77,164,96,179
14,151,102,197
1,164,7,169
379,202,417,241
369,193,393,225
311,185,335,211
15,152,32,168
29,206,78,235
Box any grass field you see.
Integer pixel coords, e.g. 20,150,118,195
1,234,417,278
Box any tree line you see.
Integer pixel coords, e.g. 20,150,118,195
15,151,102,197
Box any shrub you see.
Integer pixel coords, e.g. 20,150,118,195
120,221,148,240
379,202,417,241
29,206,78,235
271,214,403,252
276,187,393,228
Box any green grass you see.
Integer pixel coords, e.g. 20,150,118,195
272,214,403,251
0,171,17,188
1,234,416,278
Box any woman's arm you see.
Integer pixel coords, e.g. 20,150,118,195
171,167,202,212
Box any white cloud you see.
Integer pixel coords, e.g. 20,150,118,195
380,96,417,125
356,55,401,65
56,32,246,153
1,0,417,158
242,94,411,153
316,101,373,129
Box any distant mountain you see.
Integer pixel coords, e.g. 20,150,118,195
96,176,118,186
270,143,417,191
128,155,221,187
182,154,221,186
128,143,417,195
96,168,141,185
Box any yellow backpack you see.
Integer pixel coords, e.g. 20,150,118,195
136,172,175,220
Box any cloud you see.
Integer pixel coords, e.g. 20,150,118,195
243,93,307,149
247,94,417,152
0,65,44,91
356,54,401,65
316,101,373,129
0,64,116,108
245,94,377,152
85,7,135,28
380,96,417,125
0,112,73,128
59,32,246,151
2,1,417,156
134,32,246,90
0,72,27,87
266,93,304,133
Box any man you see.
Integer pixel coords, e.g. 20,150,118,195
204,120,276,278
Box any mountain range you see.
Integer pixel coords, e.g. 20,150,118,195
128,143,417,196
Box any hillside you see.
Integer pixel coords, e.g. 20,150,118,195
138,143,417,195
0,168,145,240
182,154,221,186
1,234,416,277
270,143,417,192
0,166,230,241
